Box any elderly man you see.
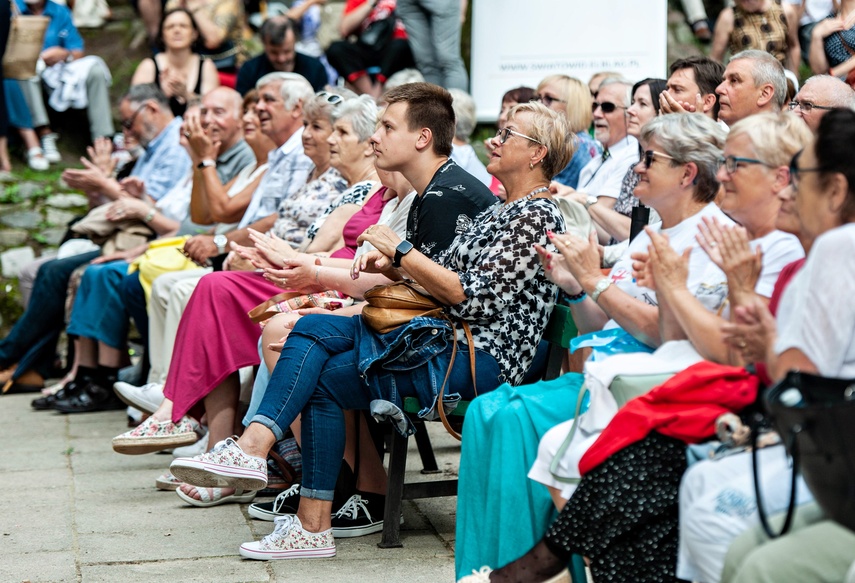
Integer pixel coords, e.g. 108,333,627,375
15,0,115,159
236,17,328,95
789,74,855,131
716,50,787,125
113,73,315,416
51,87,255,414
660,56,725,119
551,77,638,243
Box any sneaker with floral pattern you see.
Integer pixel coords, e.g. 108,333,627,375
170,437,268,491
112,415,201,455
239,514,336,560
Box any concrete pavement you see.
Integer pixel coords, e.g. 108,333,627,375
0,393,459,582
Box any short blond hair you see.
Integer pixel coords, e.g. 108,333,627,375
728,111,813,167
507,101,575,180
537,75,592,134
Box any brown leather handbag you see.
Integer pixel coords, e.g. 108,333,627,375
361,280,476,440
361,280,445,334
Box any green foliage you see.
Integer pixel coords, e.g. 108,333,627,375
1,183,21,204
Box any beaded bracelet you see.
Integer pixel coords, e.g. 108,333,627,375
565,290,587,304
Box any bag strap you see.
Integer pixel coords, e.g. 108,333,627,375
548,385,589,484
247,291,303,324
751,411,800,538
11,0,21,18
436,321,477,441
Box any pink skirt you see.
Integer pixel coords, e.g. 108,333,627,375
164,270,284,422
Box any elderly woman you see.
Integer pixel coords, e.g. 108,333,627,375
534,75,600,189
111,94,379,461
455,112,732,580
169,101,572,559
449,88,492,187
131,8,220,117
720,108,855,583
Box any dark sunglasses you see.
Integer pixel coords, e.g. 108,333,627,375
638,148,676,168
593,101,626,114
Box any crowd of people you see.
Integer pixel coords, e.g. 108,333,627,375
2,1,855,582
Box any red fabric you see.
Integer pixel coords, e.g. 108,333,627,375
217,72,237,89
578,362,760,475
344,0,407,39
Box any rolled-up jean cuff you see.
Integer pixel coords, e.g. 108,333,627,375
249,414,286,442
300,486,335,502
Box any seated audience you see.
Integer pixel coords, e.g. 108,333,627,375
789,74,855,130
14,0,115,158
131,8,220,117
236,16,329,95
325,0,415,98
168,96,570,561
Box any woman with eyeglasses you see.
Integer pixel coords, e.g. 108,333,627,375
534,75,601,190
168,100,571,559
717,107,855,583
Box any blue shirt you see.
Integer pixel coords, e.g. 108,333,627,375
552,131,602,189
130,117,192,201
16,0,84,51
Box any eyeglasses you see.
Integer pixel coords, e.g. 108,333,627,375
533,94,567,107
788,150,825,188
717,155,775,174
788,100,834,114
593,101,627,114
121,102,148,130
317,91,343,105
495,127,544,146
638,149,677,168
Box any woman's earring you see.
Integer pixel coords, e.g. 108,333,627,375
529,162,534,170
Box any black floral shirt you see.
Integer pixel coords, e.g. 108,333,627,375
437,197,566,385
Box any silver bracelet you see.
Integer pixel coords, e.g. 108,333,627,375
315,265,321,284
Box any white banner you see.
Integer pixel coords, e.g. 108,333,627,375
470,0,668,121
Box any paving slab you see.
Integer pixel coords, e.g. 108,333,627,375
0,550,78,583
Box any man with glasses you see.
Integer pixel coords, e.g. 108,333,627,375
552,77,638,244
789,74,855,131
716,50,787,125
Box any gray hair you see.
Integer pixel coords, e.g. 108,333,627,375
730,49,787,109
259,15,296,45
256,72,314,111
331,94,378,142
384,68,426,91
303,87,356,121
123,83,170,111
448,88,477,141
598,76,633,107
640,113,727,203
801,74,855,109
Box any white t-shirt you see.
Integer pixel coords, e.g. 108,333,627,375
578,136,639,200
775,223,855,377
750,229,805,298
784,0,834,26
451,143,492,188
353,191,416,260
604,202,733,328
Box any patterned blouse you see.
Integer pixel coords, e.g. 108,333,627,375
729,0,789,66
438,197,566,385
271,167,348,245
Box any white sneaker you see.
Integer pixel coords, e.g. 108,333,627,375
239,514,335,560
26,147,49,171
113,381,164,415
41,133,61,163
172,429,209,458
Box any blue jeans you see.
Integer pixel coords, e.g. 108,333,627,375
251,314,501,501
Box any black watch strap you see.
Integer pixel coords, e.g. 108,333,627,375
393,240,414,268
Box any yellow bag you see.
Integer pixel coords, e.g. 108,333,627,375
128,236,201,301
3,2,49,80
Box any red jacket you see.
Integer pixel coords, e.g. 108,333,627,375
578,361,759,475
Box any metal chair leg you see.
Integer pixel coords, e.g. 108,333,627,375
379,430,408,548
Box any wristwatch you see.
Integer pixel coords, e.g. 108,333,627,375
197,159,216,169
585,195,598,209
393,240,414,268
590,278,613,303
213,234,228,255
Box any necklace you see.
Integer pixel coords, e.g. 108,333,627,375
492,186,549,221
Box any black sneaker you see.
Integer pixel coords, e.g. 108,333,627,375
331,493,387,538
247,483,301,521
31,379,85,410
53,380,125,413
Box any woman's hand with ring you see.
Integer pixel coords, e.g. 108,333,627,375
548,230,602,289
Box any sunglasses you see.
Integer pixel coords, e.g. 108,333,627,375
533,94,567,107
593,101,627,114
495,127,544,146
316,91,343,105
121,102,148,130
638,149,677,168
